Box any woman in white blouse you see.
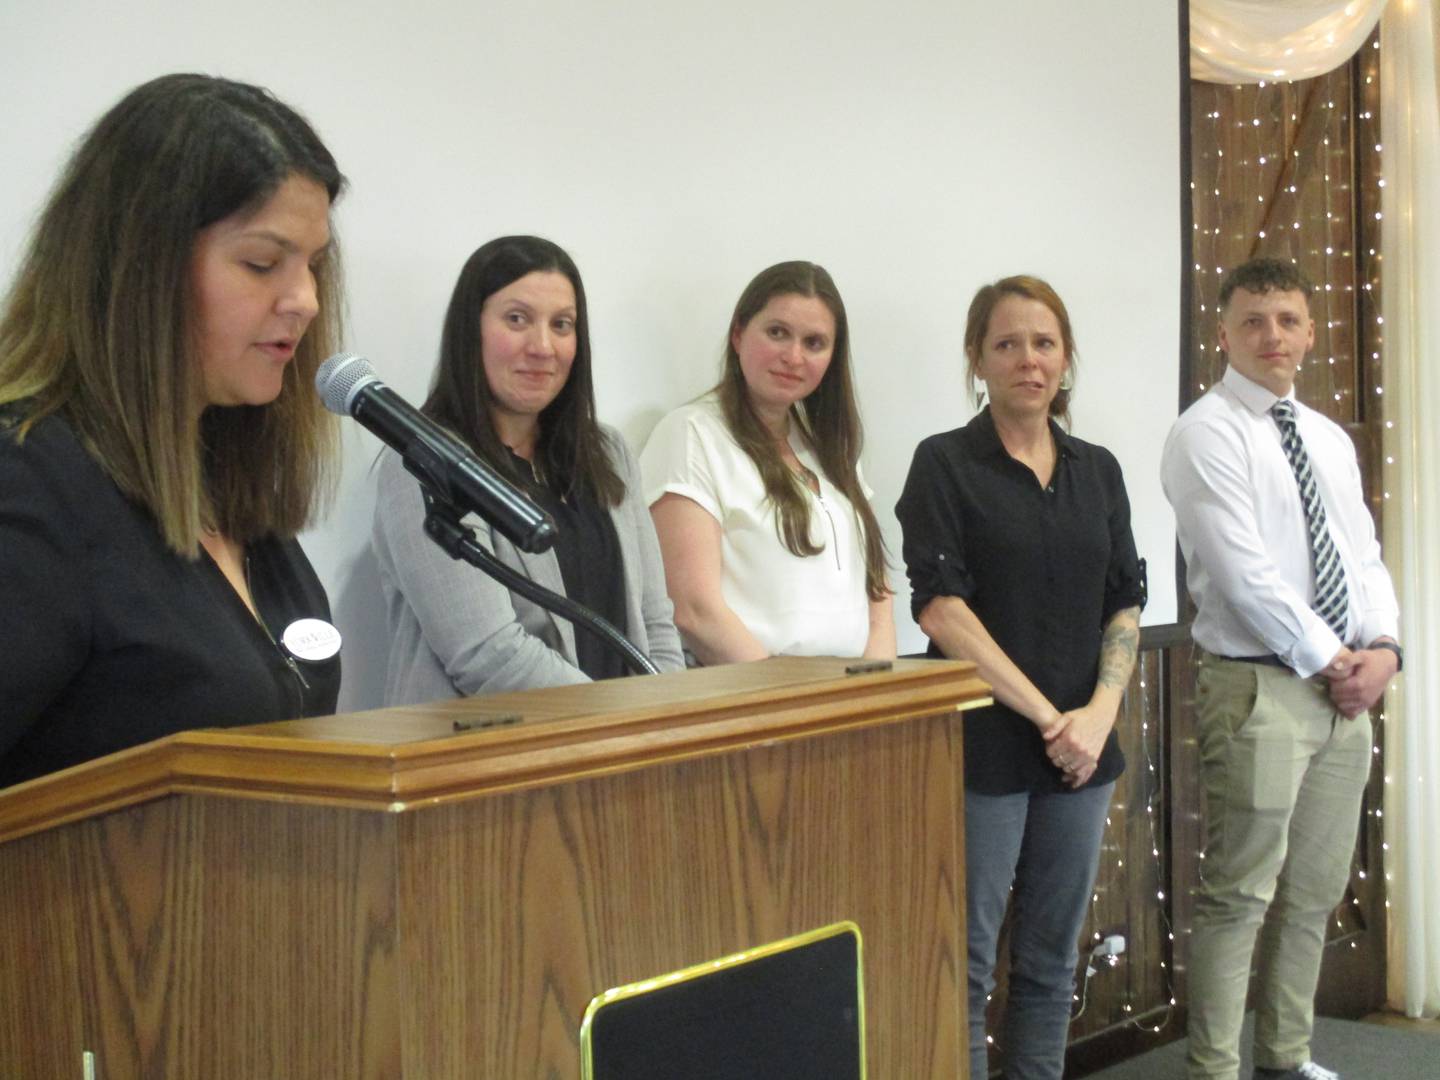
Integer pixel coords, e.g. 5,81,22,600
640,261,894,663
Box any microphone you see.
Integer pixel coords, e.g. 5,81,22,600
316,352,556,554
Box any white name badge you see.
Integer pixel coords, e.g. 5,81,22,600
280,618,343,663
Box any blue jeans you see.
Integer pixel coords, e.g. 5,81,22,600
966,782,1114,1080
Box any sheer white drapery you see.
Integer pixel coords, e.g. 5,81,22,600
1191,0,1389,82
1380,0,1440,1020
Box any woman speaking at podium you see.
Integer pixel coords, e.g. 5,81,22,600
0,75,345,787
371,236,684,704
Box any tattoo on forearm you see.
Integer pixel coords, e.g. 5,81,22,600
1097,609,1141,690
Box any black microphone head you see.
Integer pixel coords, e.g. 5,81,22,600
316,352,380,416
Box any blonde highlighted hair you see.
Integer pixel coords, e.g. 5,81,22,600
0,73,346,555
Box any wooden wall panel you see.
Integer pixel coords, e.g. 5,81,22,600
0,824,86,1076
0,798,401,1078
1,660,982,1078
171,799,402,1077
395,715,965,1079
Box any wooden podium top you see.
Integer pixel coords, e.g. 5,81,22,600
0,656,988,845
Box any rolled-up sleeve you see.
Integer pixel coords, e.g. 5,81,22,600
895,436,977,620
639,408,723,521
1100,451,1146,623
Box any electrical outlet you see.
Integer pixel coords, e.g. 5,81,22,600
1091,933,1127,959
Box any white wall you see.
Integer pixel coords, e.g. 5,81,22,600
0,0,1182,710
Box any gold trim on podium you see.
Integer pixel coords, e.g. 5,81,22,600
580,920,867,1080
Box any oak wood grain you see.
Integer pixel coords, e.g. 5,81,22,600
0,822,86,1074
0,659,983,1078
0,658,988,846
394,714,965,1078
1,798,401,1078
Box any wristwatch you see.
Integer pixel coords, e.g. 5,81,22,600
1369,640,1404,673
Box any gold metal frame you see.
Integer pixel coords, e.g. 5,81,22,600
579,920,866,1079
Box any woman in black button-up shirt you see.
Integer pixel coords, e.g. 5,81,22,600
896,275,1144,1080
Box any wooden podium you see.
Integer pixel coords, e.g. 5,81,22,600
0,657,989,1078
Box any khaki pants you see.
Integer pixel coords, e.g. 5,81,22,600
1185,653,1371,1080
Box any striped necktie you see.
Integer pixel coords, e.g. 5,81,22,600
1270,399,1350,640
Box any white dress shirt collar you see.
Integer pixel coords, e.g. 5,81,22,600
1221,364,1289,416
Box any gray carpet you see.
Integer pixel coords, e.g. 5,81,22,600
1085,1015,1438,1080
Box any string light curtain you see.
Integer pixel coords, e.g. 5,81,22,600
1379,0,1440,1020
1187,50,1389,1017
1188,0,1440,1020
1191,0,1389,83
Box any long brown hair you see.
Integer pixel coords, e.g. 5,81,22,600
962,274,1078,427
0,74,345,555
715,261,888,601
422,235,624,507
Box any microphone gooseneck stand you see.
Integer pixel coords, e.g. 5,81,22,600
421,491,660,678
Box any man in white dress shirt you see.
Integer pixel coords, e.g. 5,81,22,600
1161,258,1401,1080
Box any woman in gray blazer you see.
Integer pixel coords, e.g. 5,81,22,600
372,236,684,705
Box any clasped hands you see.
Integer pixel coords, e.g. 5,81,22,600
1042,705,1113,789
1323,644,1398,719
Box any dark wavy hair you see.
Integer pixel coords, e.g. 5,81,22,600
1218,257,1315,310
422,235,623,507
715,261,888,602
0,73,345,554
963,274,1078,428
